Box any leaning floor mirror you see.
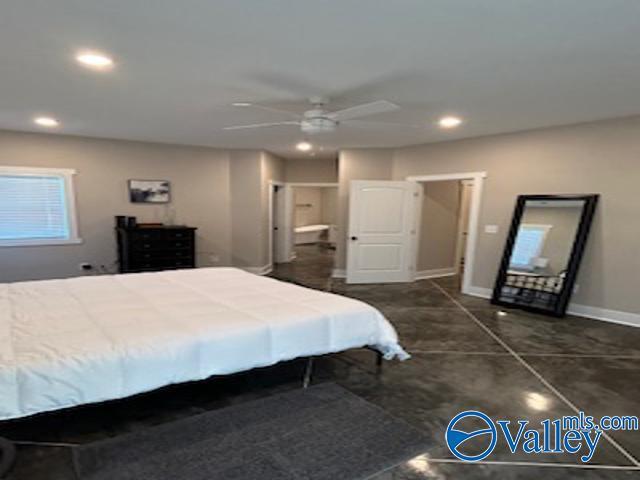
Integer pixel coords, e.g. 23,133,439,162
491,194,599,317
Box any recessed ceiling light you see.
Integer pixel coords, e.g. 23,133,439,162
438,116,463,129
232,102,252,107
34,116,59,128
296,141,312,152
76,51,114,70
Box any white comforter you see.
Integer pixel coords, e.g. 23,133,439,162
0,268,407,421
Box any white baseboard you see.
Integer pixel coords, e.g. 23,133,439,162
332,268,346,279
415,267,457,280
464,285,640,328
464,286,492,298
243,264,273,276
566,304,640,328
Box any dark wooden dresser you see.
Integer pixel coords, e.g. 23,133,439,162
116,226,197,273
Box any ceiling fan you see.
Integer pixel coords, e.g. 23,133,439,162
223,97,400,134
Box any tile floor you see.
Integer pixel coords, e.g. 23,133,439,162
3,245,639,479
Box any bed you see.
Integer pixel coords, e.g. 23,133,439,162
0,267,408,422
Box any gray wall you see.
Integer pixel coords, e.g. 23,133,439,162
229,150,286,269
320,187,338,225
0,130,232,282
0,135,285,278
229,150,262,268
417,181,460,272
390,116,640,313
284,158,338,183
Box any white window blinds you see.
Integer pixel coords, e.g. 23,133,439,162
0,167,80,246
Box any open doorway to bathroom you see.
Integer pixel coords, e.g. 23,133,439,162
292,184,337,257
269,182,338,290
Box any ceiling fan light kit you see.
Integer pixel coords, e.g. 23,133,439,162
301,116,337,134
225,98,401,135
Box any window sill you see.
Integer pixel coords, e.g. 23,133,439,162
0,238,83,248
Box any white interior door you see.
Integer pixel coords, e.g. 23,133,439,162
347,180,420,284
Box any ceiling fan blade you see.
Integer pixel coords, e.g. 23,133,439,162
327,100,400,121
241,104,303,119
223,121,300,131
347,120,426,129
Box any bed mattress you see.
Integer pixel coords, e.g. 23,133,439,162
0,268,407,421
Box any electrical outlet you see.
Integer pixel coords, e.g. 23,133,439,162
484,225,499,234
79,263,93,271
208,254,220,264
573,284,580,294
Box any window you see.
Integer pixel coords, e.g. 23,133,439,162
0,166,81,246
510,224,551,269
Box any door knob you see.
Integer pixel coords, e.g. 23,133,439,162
351,236,358,241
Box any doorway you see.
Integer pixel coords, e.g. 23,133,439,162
269,182,338,289
407,172,486,295
413,179,474,292
292,184,337,254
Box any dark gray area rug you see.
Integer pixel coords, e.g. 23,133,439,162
73,383,430,480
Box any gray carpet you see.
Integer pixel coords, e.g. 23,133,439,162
73,383,430,480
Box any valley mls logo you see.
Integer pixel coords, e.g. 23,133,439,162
446,410,639,463
445,411,497,462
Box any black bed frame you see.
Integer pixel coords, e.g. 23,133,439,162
0,438,14,479
0,348,384,478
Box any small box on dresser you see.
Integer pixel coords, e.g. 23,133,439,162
116,226,197,273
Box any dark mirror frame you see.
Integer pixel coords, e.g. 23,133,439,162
491,194,599,317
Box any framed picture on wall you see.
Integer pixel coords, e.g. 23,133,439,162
128,179,171,203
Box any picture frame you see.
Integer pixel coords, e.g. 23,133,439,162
128,179,171,204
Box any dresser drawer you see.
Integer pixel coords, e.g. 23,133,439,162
130,232,165,251
165,239,192,250
130,232,194,251
171,250,192,259
131,247,184,262
166,230,194,241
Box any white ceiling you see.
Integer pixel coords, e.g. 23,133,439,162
1,0,640,159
